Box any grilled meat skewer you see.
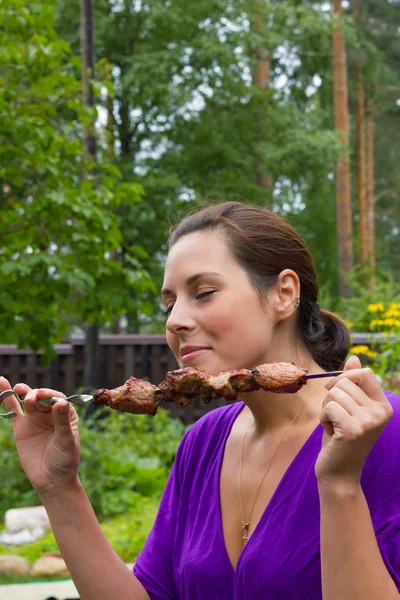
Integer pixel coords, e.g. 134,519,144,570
93,362,308,416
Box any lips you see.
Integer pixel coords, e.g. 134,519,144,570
180,345,211,359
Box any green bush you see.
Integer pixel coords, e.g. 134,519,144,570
0,405,187,520
339,269,400,394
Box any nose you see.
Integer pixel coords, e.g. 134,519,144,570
166,300,196,335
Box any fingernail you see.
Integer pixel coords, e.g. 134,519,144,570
25,392,33,401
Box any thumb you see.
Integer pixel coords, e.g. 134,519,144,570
52,401,74,440
344,354,362,371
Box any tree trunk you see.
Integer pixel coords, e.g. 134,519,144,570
332,0,353,298
80,0,96,164
366,98,376,274
356,70,368,267
80,0,100,390
106,93,116,162
252,4,273,206
354,0,368,273
83,322,100,391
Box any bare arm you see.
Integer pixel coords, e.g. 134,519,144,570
315,360,399,599
40,478,150,600
319,481,399,600
0,379,150,600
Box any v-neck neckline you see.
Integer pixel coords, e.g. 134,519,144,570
216,401,322,575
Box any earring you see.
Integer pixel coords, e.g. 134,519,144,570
294,296,300,309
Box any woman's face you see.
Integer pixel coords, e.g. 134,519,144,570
162,229,276,374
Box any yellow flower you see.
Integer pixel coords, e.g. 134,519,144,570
352,345,369,355
384,306,400,319
369,319,385,330
351,345,379,359
383,318,400,328
368,302,385,313
344,320,354,329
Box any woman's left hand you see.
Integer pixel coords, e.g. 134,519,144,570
315,355,394,487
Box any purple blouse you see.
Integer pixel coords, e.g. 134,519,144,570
134,392,400,599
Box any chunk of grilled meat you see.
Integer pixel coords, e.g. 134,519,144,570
251,362,307,393
93,362,308,415
93,377,158,415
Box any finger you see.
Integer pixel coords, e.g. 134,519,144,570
52,401,77,444
325,354,362,390
330,377,375,409
320,400,355,438
323,387,362,417
344,355,362,371
0,376,24,417
24,388,69,415
13,383,33,401
37,388,66,400
325,366,385,403
0,376,12,392
21,389,50,414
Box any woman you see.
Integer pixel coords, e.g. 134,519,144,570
1,201,399,600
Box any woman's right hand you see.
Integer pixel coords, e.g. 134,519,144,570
0,376,81,499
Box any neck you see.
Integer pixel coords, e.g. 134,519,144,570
239,377,327,437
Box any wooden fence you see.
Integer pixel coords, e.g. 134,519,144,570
0,333,392,423
0,334,225,423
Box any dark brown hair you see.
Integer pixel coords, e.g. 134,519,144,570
169,201,350,371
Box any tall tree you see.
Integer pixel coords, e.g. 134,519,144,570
0,0,148,358
353,0,368,270
251,1,273,205
361,0,400,278
332,0,353,297
80,0,100,389
55,0,344,316
366,98,375,272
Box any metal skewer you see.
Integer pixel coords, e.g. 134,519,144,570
0,390,93,419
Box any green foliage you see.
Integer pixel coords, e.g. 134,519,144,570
340,269,400,393
54,0,355,321
79,406,186,518
0,0,151,357
338,269,400,333
0,405,186,520
0,406,184,569
0,529,59,565
0,406,184,570
100,501,160,562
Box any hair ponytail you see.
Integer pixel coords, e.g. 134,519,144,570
299,307,350,371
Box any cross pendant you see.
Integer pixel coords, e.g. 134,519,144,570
241,520,250,544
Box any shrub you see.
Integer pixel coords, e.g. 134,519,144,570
0,406,187,520
339,271,400,393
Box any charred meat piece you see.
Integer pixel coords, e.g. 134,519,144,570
153,380,197,406
93,377,158,415
251,362,307,393
209,369,260,400
159,367,223,403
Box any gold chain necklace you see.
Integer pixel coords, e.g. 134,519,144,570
237,382,322,545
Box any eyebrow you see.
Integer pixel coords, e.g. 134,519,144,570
161,271,223,297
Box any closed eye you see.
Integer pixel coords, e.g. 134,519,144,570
163,290,216,317
196,290,216,301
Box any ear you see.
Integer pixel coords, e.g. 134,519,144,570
272,269,300,323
